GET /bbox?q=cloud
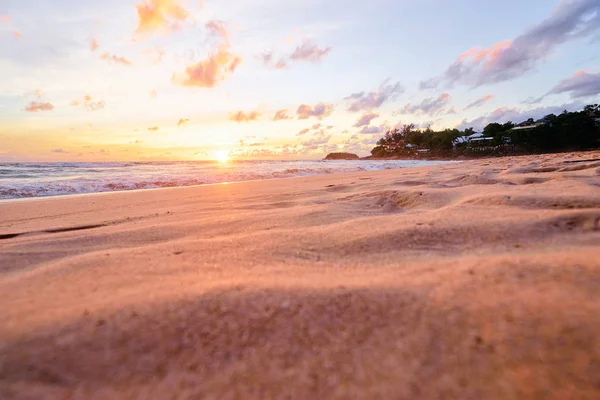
[261,52,288,69]
[262,39,331,70]
[148,126,160,131]
[464,94,495,110]
[100,52,132,66]
[296,128,310,136]
[272,109,291,121]
[421,0,600,88]
[91,38,99,52]
[359,124,387,134]
[24,101,54,112]
[150,90,157,99]
[205,20,229,41]
[172,21,242,88]
[290,40,332,62]
[229,110,260,122]
[345,80,404,112]
[400,93,452,116]
[353,113,380,127]
[51,149,68,154]
[12,31,22,38]
[71,95,105,111]
[301,131,331,148]
[455,102,587,131]
[135,0,190,36]
[0,15,10,24]
[545,70,600,99]
[296,103,334,120]
[177,118,190,126]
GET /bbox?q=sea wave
[0,160,454,199]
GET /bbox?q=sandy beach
[1,151,599,399]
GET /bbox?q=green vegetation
[324,152,360,160]
[370,104,600,158]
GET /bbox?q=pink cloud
[0,15,10,24]
[71,95,105,111]
[353,113,380,127]
[261,52,288,70]
[272,109,291,121]
[464,94,495,110]
[400,93,451,116]
[135,0,189,35]
[290,40,332,62]
[296,103,334,120]
[100,52,132,66]
[172,21,242,88]
[25,101,54,112]
[229,110,260,123]
[91,38,99,52]
[12,31,22,38]
[345,80,404,113]
[420,1,600,88]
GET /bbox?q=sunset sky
[1,0,599,161]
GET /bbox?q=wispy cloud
[345,80,404,112]
[90,38,99,52]
[545,70,600,99]
[400,93,452,116]
[172,21,242,88]
[100,52,132,66]
[359,124,387,134]
[421,0,600,88]
[135,0,190,36]
[464,94,494,110]
[262,39,331,69]
[353,112,380,127]
[25,101,54,112]
[148,126,160,131]
[272,109,291,121]
[297,103,334,120]
[71,95,105,111]
[177,118,190,126]
[229,110,260,122]
[290,40,332,62]
[12,31,22,38]
[0,15,10,24]
[261,52,288,69]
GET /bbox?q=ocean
[0,159,452,200]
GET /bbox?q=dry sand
[1,151,600,399]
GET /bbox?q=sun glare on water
[214,150,229,163]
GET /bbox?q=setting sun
[214,150,230,163]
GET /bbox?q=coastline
[1,151,600,398]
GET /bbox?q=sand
[1,151,599,399]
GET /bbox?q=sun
[214,150,229,163]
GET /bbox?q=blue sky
[0,0,598,161]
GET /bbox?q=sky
[0,0,599,161]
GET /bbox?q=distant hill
[324,152,360,160]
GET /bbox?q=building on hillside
[512,123,544,131]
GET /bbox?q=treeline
[370,104,600,158]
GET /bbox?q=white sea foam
[0,160,453,199]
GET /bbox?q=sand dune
[1,151,599,399]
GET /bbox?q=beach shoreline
[1,151,599,399]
